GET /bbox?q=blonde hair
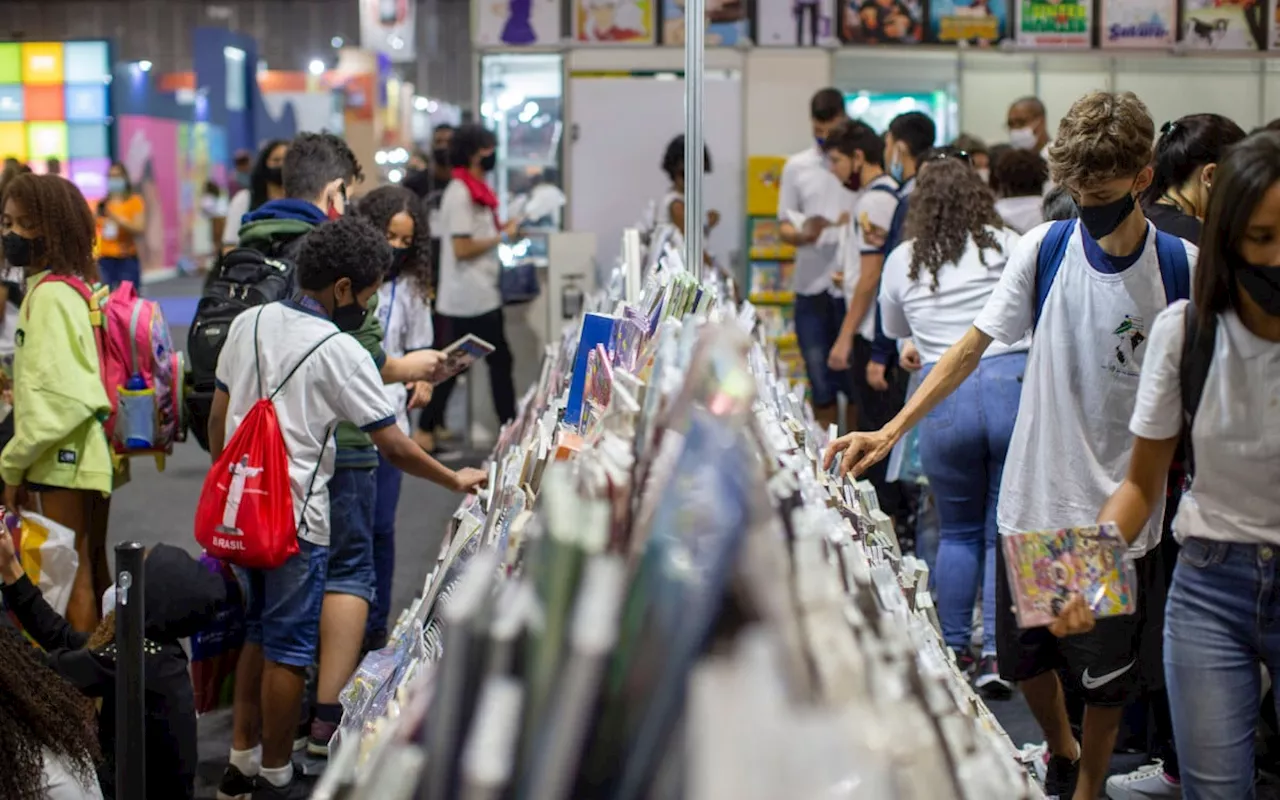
[1047,91,1155,192]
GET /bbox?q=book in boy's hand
[430,334,496,385]
[1002,522,1138,629]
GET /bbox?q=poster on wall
[661,0,751,45]
[1100,0,1177,48]
[475,0,562,46]
[573,0,656,42]
[1016,0,1091,47]
[839,0,924,43]
[756,0,838,46]
[1181,0,1266,50]
[928,0,1008,44]
[359,0,416,61]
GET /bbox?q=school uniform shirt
[994,195,1044,234]
[879,225,1028,365]
[841,174,900,340]
[222,189,252,246]
[436,180,502,319]
[214,300,396,546]
[972,221,1198,558]
[1144,202,1202,244]
[41,750,103,800]
[376,276,435,434]
[97,194,145,259]
[1130,300,1280,546]
[778,147,858,297]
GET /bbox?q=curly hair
[1,173,98,281]
[296,215,390,294]
[904,157,1005,291]
[0,625,101,797]
[355,185,432,302]
[1048,91,1154,192]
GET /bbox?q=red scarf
[452,167,500,229]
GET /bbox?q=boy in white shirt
[827,91,1196,800]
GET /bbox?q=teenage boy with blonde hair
[826,91,1196,800]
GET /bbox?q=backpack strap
[1034,219,1075,330]
[1154,230,1192,304]
[28,275,110,409]
[1178,302,1217,482]
[251,306,341,401]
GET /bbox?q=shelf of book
[747,155,803,396]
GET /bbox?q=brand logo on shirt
[57,449,77,464]
[14,329,23,348]
[1106,315,1146,378]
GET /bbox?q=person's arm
[110,196,146,236]
[452,233,505,261]
[381,349,446,384]
[1099,436,1180,545]
[776,161,812,247]
[0,527,91,654]
[835,252,884,348]
[208,388,229,460]
[369,425,486,492]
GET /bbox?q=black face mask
[1077,191,1136,240]
[389,247,410,278]
[432,148,449,167]
[480,153,497,172]
[264,166,283,186]
[1233,253,1280,317]
[1,232,42,268]
[331,288,369,333]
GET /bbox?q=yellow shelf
[749,291,796,306]
[771,333,798,349]
[749,246,797,261]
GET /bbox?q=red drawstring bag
[195,308,338,569]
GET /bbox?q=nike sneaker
[1106,760,1181,800]
[1044,752,1081,800]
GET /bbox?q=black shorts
[995,537,1166,707]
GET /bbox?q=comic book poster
[1182,0,1266,51]
[838,0,924,44]
[1100,0,1177,48]
[661,0,751,45]
[929,0,1008,44]
[475,0,562,45]
[573,0,656,42]
[1016,0,1091,48]
[756,0,838,45]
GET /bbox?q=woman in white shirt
[1065,131,1280,799]
[878,154,1026,696]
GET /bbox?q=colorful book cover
[929,0,1008,44]
[839,0,924,43]
[572,0,655,42]
[660,0,751,44]
[565,313,618,426]
[1181,0,1266,50]
[1016,0,1091,47]
[1002,523,1138,629]
[1099,0,1177,48]
[746,156,787,215]
[756,0,838,45]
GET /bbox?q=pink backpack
[31,277,186,467]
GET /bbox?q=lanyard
[382,277,398,334]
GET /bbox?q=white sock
[259,763,294,788]
[228,746,262,776]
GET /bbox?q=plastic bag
[16,512,79,615]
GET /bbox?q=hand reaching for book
[824,429,895,478]
[451,467,488,494]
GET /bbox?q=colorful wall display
[117,115,185,275]
[572,0,656,42]
[839,0,924,44]
[929,0,1008,44]
[660,0,751,45]
[1182,0,1266,50]
[756,1,838,46]
[0,40,112,202]
[1100,0,1177,48]
[1015,0,1091,48]
[476,0,563,45]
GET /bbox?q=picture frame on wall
[475,0,562,45]
[1099,0,1177,48]
[838,0,925,44]
[928,0,1008,45]
[1015,0,1091,48]
[756,0,838,46]
[1181,0,1266,51]
[660,0,751,45]
[572,0,657,42]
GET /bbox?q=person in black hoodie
[0,534,226,800]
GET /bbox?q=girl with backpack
[0,173,116,633]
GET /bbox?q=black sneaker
[973,654,1014,700]
[216,765,256,800]
[1044,752,1081,800]
[953,648,976,675]
[252,763,312,800]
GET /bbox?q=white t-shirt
[376,276,435,434]
[42,750,103,800]
[778,147,858,297]
[880,225,1028,365]
[994,195,1044,235]
[1130,301,1280,546]
[841,174,901,340]
[972,221,1198,557]
[215,301,396,547]
[222,189,251,246]
[436,180,502,318]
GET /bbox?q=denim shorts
[325,466,377,603]
[234,538,329,668]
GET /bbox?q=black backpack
[1177,302,1218,487]
[185,247,296,450]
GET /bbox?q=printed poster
[359,0,416,62]
[839,0,924,43]
[756,0,838,46]
[1181,0,1266,51]
[929,0,1008,44]
[661,0,751,45]
[573,0,656,42]
[1016,0,1091,48]
[1100,0,1177,48]
[475,0,562,45]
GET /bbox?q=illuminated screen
[0,40,111,199]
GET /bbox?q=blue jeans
[367,454,403,640]
[793,291,852,408]
[326,466,377,602]
[1165,538,1280,799]
[98,255,141,291]
[918,351,1025,655]
[234,539,329,668]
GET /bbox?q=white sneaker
[1106,760,1182,800]
[1018,742,1048,786]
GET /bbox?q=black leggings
[420,308,517,432]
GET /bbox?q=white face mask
[1009,126,1039,151]
[101,584,117,617]
[976,167,991,185]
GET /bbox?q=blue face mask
[889,159,905,183]
[107,176,127,194]
[815,137,826,149]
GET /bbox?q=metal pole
[683,0,705,280]
[115,542,146,800]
